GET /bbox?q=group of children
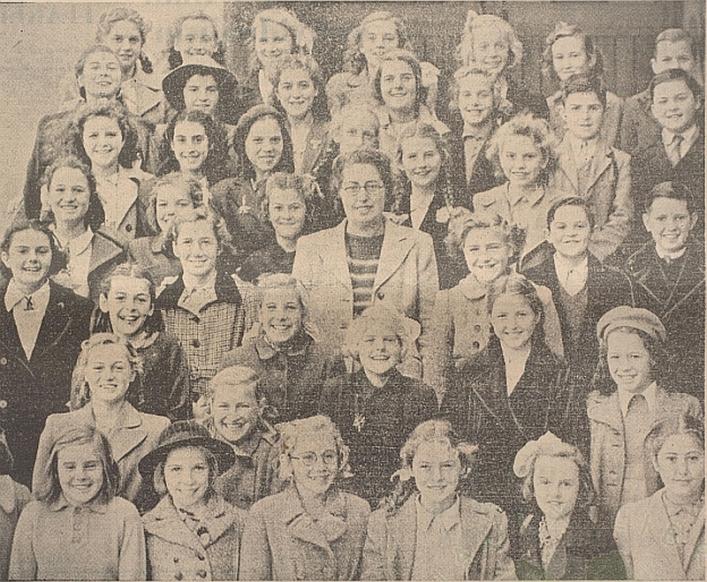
[0,4,704,581]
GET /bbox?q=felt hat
[596,306,667,343]
[138,420,235,479]
[162,56,237,111]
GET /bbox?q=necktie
[667,134,684,166]
[579,140,592,173]
[24,296,34,311]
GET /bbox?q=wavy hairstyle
[330,148,396,213]
[372,49,427,116]
[96,7,153,74]
[270,54,329,122]
[542,22,604,85]
[645,413,705,464]
[144,172,207,234]
[73,45,121,100]
[455,10,523,71]
[0,218,66,279]
[486,272,545,345]
[342,10,412,75]
[165,11,225,70]
[264,172,322,235]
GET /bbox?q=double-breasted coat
[292,219,439,378]
[31,402,170,503]
[549,137,633,261]
[239,485,371,580]
[613,489,704,580]
[0,280,93,486]
[143,494,246,581]
[586,386,703,528]
[361,495,517,580]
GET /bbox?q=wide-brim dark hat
[162,56,238,111]
[138,420,236,479]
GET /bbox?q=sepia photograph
[0,0,704,579]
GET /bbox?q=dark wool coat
[0,280,93,486]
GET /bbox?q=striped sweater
[346,232,384,316]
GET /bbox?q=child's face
[360,19,399,68]
[155,184,195,233]
[533,454,580,521]
[339,163,386,229]
[289,431,338,498]
[103,19,142,73]
[164,446,210,510]
[46,167,91,226]
[653,433,704,502]
[380,59,417,114]
[457,73,495,127]
[277,68,317,121]
[499,136,546,188]
[183,74,219,116]
[176,18,218,59]
[100,275,153,339]
[551,34,590,82]
[471,25,509,77]
[211,383,260,444]
[356,319,403,377]
[268,187,307,241]
[412,440,461,508]
[547,205,592,259]
[255,20,293,69]
[606,330,653,393]
[1,229,52,290]
[82,115,124,170]
[463,227,510,283]
[651,79,700,134]
[172,121,209,174]
[173,220,219,279]
[652,39,697,75]
[85,343,134,404]
[57,442,104,506]
[562,91,604,141]
[337,115,379,153]
[245,117,284,176]
[259,286,304,346]
[78,51,122,99]
[491,293,538,350]
[400,135,442,190]
[642,197,695,254]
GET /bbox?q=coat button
[191,339,201,348]
[174,572,183,580]
[376,291,385,300]
[0,400,7,409]
[196,569,207,578]
[126,224,133,232]
[197,553,206,561]
[0,358,6,366]
[472,341,480,350]
[173,557,179,563]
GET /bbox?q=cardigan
[361,495,516,580]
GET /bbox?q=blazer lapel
[144,497,205,551]
[459,498,493,571]
[89,232,124,278]
[583,139,613,192]
[682,504,705,573]
[0,300,33,374]
[110,404,147,462]
[30,284,71,362]
[331,221,354,292]
[391,497,417,580]
[373,221,415,293]
[300,121,328,175]
[587,391,623,432]
[280,487,334,555]
[557,139,580,192]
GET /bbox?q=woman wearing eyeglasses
[292,148,439,379]
[239,415,371,580]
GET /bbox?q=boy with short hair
[524,196,634,387]
[620,29,703,155]
[625,181,704,401]
[550,74,633,261]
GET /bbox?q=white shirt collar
[415,494,461,532]
[661,124,699,151]
[568,133,599,161]
[655,245,687,261]
[181,271,217,294]
[4,280,50,312]
[52,227,94,257]
[553,253,589,295]
[618,381,658,418]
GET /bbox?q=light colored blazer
[587,387,703,526]
[550,136,632,260]
[361,495,516,580]
[239,485,371,580]
[614,489,704,580]
[31,403,170,503]
[292,219,439,377]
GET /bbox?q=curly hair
[330,148,396,212]
[448,66,503,113]
[144,172,207,234]
[382,419,478,515]
[486,113,558,184]
[165,11,225,70]
[0,218,66,279]
[372,49,427,116]
[73,45,121,100]
[269,54,330,122]
[264,172,322,234]
[96,6,153,74]
[65,101,140,170]
[455,10,523,71]
[486,272,546,344]
[342,11,412,75]
[542,22,604,85]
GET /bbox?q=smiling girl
[165,11,226,70]
[10,426,146,580]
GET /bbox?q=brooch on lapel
[353,414,366,432]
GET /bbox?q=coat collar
[254,330,312,360]
[89,230,124,276]
[156,270,242,310]
[73,402,147,462]
[299,120,329,174]
[557,136,614,193]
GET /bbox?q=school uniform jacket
[83,229,128,303]
[0,280,93,486]
[292,219,439,376]
[516,510,625,580]
[31,402,170,503]
[586,387,703,528]
[239,485,371,580]
[143,495,245,581]
[547,90,624,148]
[361,495,516,580]
[550,137,633,260]
[613,489,704,580]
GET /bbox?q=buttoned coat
[547,90,624,148]
[239,485,371,580]
[549,137,633,261]
[292,219,439,378]
[587,387,703,528]
[31,402,170,503]
[614,489,704,580]
[143,495,245,581]
[361,495,516,580]
[0,280,93,486]
[97,170,156,244]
